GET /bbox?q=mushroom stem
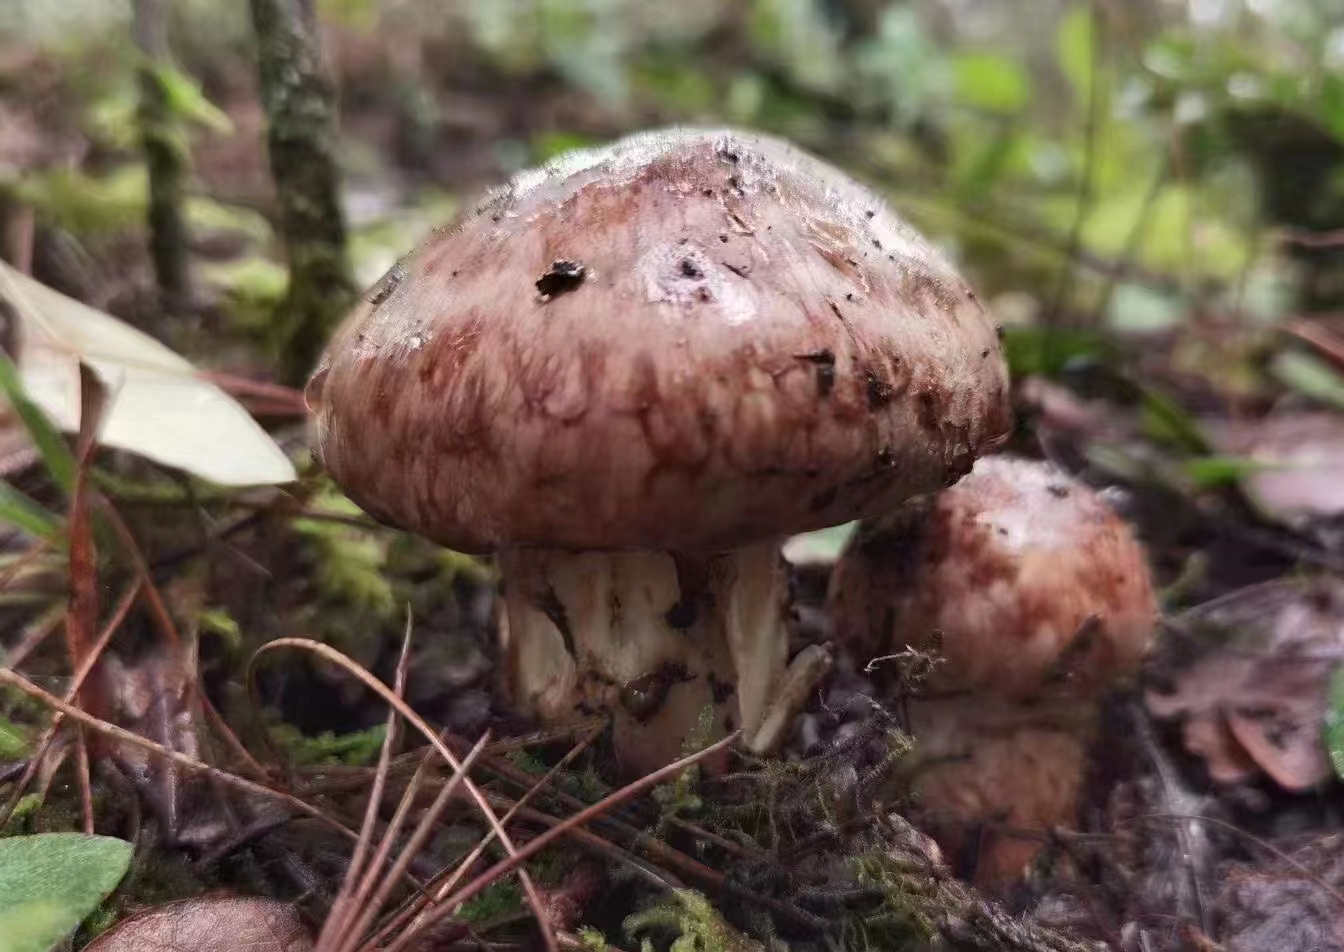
[498,541,798,774]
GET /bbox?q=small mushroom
[307,127,1010,775]
[828,454,1157,885]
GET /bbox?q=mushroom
[828,454,1156,885]
[306,127,1011,775]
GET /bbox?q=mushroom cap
[828,455,1156,699]
[307,127,1011,554]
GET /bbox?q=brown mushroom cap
[829,455,1156,699]
[307,127,1011,554]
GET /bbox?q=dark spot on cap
[796,349,836,397]
[917,390,939,429]
[872,238,883,250]
[1048,484,1070,499]
[680,257,705,279]
[719,234,730,243]
[703,188,715,197]
[723,262,750,279]
[865,209,876,219]
[718,148,740,164]
[866,367,893,409]
[536,260,587,300]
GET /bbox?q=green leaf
[1326,662,1344,781]
[1000,326,1114,380]
[1056,5,1096,103]
[1139,386,1211,455]
[0,481,61,541]
[1271,350,1344,411]
[0,833,133,952]
[0,349,75,493]
[951,52,1030,114]
[1182,455,1279,489]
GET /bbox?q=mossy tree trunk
[133,0,191,315]
[249,0,355,385]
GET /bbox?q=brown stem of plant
[0,581,141,831]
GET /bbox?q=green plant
[0,833,133,952]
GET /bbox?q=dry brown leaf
[86,896,313,952]
[1146,577,1344,790]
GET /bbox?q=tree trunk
[249,0,354,385]
[133,0,191,315]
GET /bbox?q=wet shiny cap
[306,127,1012,554]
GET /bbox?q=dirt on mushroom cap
[307,127,1011,555]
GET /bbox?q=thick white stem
[499,548,731,775]
[709,540,790,751]
[498,543,800,774]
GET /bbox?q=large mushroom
[306,127,1011,774]
[828,454,1157,885]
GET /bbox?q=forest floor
[6,17,1344,952]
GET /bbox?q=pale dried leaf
[0,262,297,487]
[86,897,313,952]
[1204,413,1344,527]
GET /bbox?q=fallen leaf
[0,262,297,487]
[1203,413,1344,527]
[1147,577,1344,791]
[86,896,313,952]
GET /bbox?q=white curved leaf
[0,262,297,486]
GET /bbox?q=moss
[577,926,612,951]
[624,890,766,952]
[457,879,524,923]
[200,256,290,334]
[16,166,148,235]
[0,715,31,760]
[264,720,387,767]
[292,488,396,618]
